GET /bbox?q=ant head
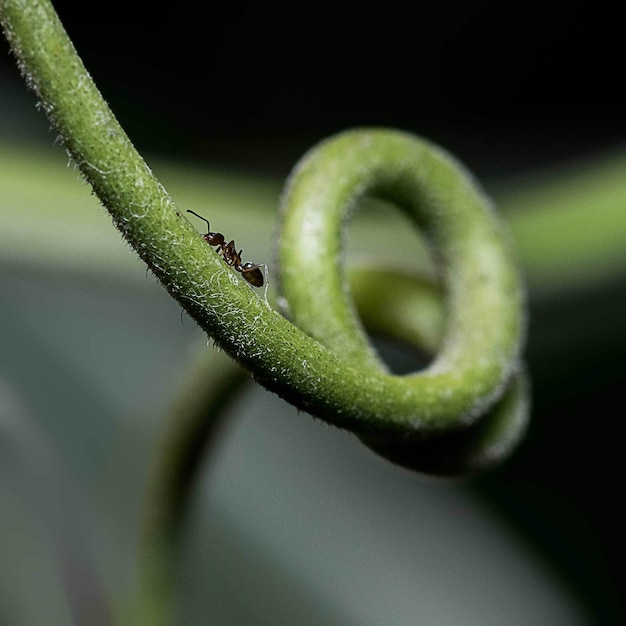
[188,210,225,247]
[205,232,225,246]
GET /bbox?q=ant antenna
[187,209,210,231]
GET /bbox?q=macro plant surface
[2,1,626,624]
[1,0,533,623]
[0,0,528,474]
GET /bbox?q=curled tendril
[2,4,531,623]
[1,0,528,476]
[276,130,528,474]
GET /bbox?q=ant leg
[261,264,270,303]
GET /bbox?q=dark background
[2,2,624,623]
[3,1,626,179]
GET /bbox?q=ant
[187,210,267,290]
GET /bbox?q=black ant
[187,210,267,289]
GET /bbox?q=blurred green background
[1,1,624,624]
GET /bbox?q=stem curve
[347,267,528,475]
[1,0,528,474]
[276,130,526,437]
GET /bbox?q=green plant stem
[137,345,246,626]
[1,0,527,470]
[348,268,528,474]
[276,130,525,435]
[137,266,527,623]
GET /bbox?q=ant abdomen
[239,262,264,287]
